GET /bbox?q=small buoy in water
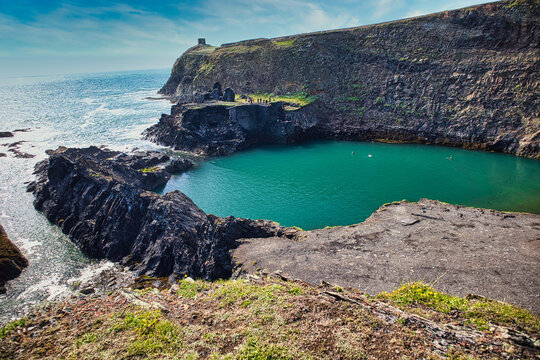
[351,151,354,155]
[368,154,372,157]
[449,156,453,160]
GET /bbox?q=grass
[176,278,209,298]
[378,281,540,332]
[139,166,160,173]
[274,40,295,47]
[2,277,539,359]
[109,309,185,358]
[236,337,300,359]
[0,318,27,339]
[244,91,318,107]
[200,62,215,75]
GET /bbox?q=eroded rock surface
[0,224,28,294]
[28,146,293,279]
[144,102,321,155]
[233,199,540,313]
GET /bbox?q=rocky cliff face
[27,147,293,279]
[144,102,321,155]
[159,0,539,158]
[0,224,28,294]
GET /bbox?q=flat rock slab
[233,199,540,313]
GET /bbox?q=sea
[1,69,539,324]
[0,69,172,324]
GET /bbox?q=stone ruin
[194,82,235,103]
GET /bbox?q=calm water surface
[161,141,540,230]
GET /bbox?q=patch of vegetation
[110,310,184,357]
[200,62,215,75]
[245,91,317,107]
[218,45,261,54]
[177,278,209,298]
[378,282,540,332]
[3,276,538,359]
[139,166,160,173]
[274,40,295,47]
[211,279,286,308]
[0,318,27,339]
[506,0,540,12]
[236,337,301,359]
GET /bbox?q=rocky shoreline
[143,101,321,155]
[26,145,540,314]
[27,146,296,280]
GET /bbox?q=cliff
[159,0,539,158]
[144,102,321,155]
[27,146,294,280]
[0,223,28,294]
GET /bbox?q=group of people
[245,97,272,105]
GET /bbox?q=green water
[161,141,540,230]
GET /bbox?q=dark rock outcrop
[28,147,293,279]
[0,224,28,294]
[144,102,321,155]
[159,0,539,158]
[0,132,13,138]
[165,158,194,173]
[222,87,235,102]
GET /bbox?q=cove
[159,141,540,230]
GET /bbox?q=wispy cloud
[0,0,495,76]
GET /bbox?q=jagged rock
[0,132,13,138]
[209,88,220,100]
[0,223,28,293]
[213,82,223,97]
[164,158,194,173]
[28,146,291,279]
[144,102,320,155]
[222,87,235,102]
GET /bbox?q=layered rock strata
[28,146,293,279]
[144,102,321,155]
[158,0,539,158]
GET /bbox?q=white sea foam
[82,103,145,120]
[82,103,106,120]
[18,238,42,256]
[68,260,115,285]
[18,275,70,301]
[81,97,97,105]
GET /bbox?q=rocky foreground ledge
[234,199,540,314]
[27,146,294,280]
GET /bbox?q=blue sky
[0,0,492,77]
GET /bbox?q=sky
[0,0,494,77]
